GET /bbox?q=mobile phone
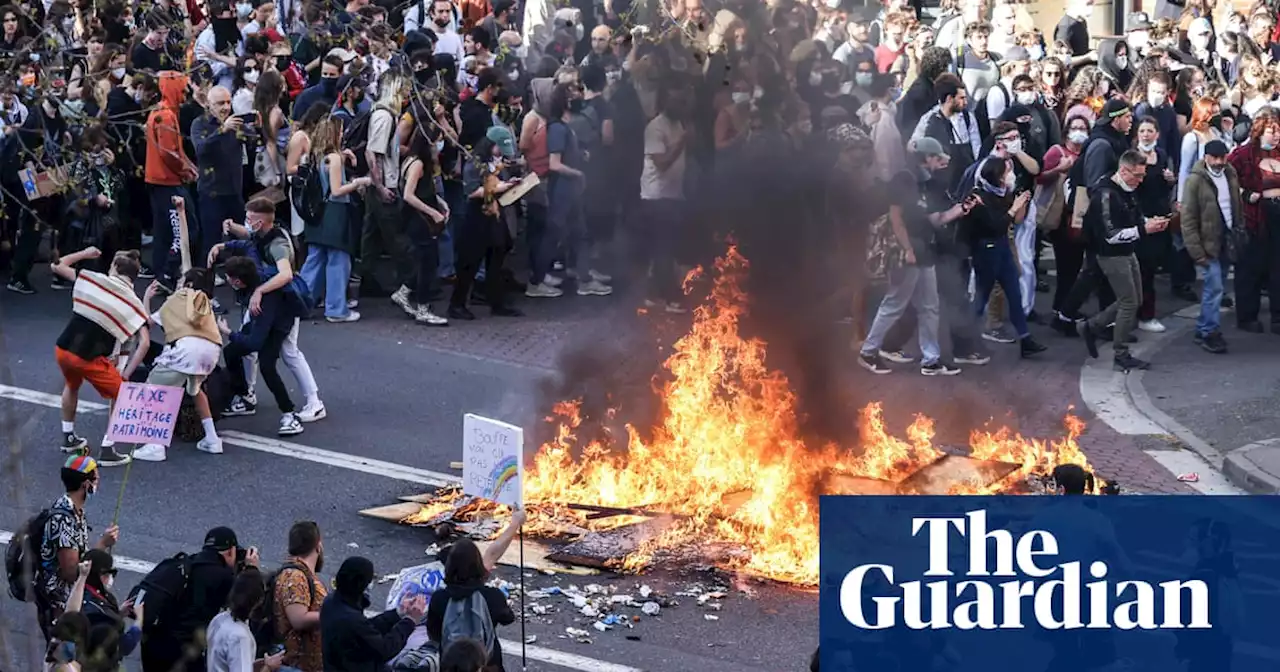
[135,588,147,608]
[238,112,257,126]
[267,644,285,656]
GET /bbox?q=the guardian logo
[840,510,1212,631]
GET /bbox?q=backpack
[289,160,327,227]
[440,591,495,658]
[253,562,316,654]
[863,212,904,282]
[392,642,441,671]
[126,553,193,629]
[343,103,396,177]
[253,228,315,313]
[5,509,55,602]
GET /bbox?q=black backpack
[253,562,316,654]
[289,161,327,227]
[126,553,193,629]
[342,103,396,177]
[5,509,55,602]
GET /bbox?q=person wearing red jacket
[270,39,307,101]
[145,71,200,287]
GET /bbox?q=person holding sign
[131,267,226,462]
[50,247,149,466]
[425,510,525,671]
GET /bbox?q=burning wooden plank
[896,454,1021,495]
[546,518,676,569]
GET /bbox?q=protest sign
[462,414,523,508]
[105,383,184,446]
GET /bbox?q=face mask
[888,87,902,101]
[111,67,126,80]
[569,98,585,112]
[1115,56,1129,69]
[103,574,114,590]
[1263,140,1276,151]
[1139,140,1156,152]
[1003,138,1022,155]
[1193,85,1206,98]
[854,72,873,87]
[132,89,144,104]
[825,0,841,8]
[1207,164,1224,177]
[1191,35,1210,50]
[1028,45,1044,60]
[838,80,854,95]
[244,70,259,85]
[1210,113,1223,129]
[731,91,750,104]
[808,71,822,86]
[321,77,338,95]
[1068,129,1088,144]
[514,44,528,59]
[94,152,106,166]
[1015,91,1037,105]
[1004,171,1016,189]
[237,2,253,18]
[415,69,431,84]
[275,56,291,71]
[435,139,445,153]
[62,17,73,33]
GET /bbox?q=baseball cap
[1002,46,1031,63]
[487,125,517,158]
[1204,140,1230,158]
[1127,12,1153,32]
[1098,99,1131,125]
[909,136,950,161]
[203,526,239,551]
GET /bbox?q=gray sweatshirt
[205,611,256,672]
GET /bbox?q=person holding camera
[140,527,260,672]
[191,86,248,271]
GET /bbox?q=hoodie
[425,582,516,670]
[1096,39,1132,94]
[145,71,191,186]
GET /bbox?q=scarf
[71,271,146,343]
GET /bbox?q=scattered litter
[704,614,719,621]
[566,628,590,638]
[641,602,661,616]
[610,595,634,605]
[377,573,399,585]
[639,585,653,598]
[449,461,464,470]
[585,584,605,595]
[1177,472,1200,483]
[347,542,359,548]
[592,621,609,632]
[705,602,722,611]
[531,604,549,615]
[524,635,537,644]
[570,595,588,608]
[580,605,599,618]
[632,615,640,623]
[626,635,641,641]
[541,569,557,575]
[423,543,442,557]
[546,587,563,595]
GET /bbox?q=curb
[1222,439,1280,494]
[1078,306,1249,494]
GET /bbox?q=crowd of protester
[8,452,528,671]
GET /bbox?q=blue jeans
[972,238,1030,338]
[300,244,352,318]
[861,265,942,365]
[1197,258,1223,337]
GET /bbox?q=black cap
[1098,99,1131,125]
[1204,140,1230,158]
[203,526,239,551]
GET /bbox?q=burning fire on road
[404,246,1101,586]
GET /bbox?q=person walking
[1182,140,1243,354]
[298,115,370,323]
[1077,150,1170,370]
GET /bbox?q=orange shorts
[55,347,123,400]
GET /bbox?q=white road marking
[0,531,645,672]
[219,431,461,488]
[0,383,108,413]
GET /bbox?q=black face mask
[321,77,337,95]
[275,56,291,71]
[415,69,432,84]
[569,98,585,112]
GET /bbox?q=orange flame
[512,246,1095,584]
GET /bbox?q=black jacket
[1084,176,1144,257]
[425,583,516,670]
[1071,124,1130,201]
[171,549,236,641]
[897,76,935,137]
[319,592,415,672]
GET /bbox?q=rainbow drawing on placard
[488,455,520,499]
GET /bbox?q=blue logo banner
[820,496,1279,672]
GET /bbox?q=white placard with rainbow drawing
[462,413,524,508]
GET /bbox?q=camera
[235,547,248,571]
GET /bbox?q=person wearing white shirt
[196,3,245,91]
[427,0,465,66]
[406,0,457,34]
[206,570,285,672]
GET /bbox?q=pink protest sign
[106,383,184,447]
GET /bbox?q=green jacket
[1180,160,1244,264]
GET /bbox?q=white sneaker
[279,412,305,436]
[132,444,167,462]
[297,400,327,423]
[576,279,613,296]
[326,310,362,323]
[196,436,224,454]
[214,274,226,287]
[542,274,564,288]
[588,269,613,284]
[1138,319,1167,333]
[391,285,413,315]
[414,305,448,326]
[525,282,563,298]
[347,298,359,309]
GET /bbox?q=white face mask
[1068,129,1088,144]
[731,91,750,104]
[1003,138,1023,155]
[838,80,854,95]
[1139,140,1156,152]
[854,72,873,87]
[1028,45,1044,60]
[1015,91,1037,105]
[1004,171,1016,189]
[112,67,126,80]
[103,574,114,590]
[1147,92,1165,108]
[244,70,259,85]
[1115,56,1129,69]
[1207,163,1224,177]
[62,17,74,33]
[808,71,822,86]
[435,139,445,154]
[1191,34,1210,49]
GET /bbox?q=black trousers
[451,204,510,311]
[225,327,294,413]
[1236,214,1280,325]
[1049,228,1084,314]
[1059,250,1117,320]
[407,215,440,304]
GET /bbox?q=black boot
[1078,320,1099,358]
[1020,335,1047,358]
[1114,352,1151,371]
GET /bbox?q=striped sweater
[71,271,147,343]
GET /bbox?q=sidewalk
[1142,313,1280,493]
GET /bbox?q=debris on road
[641,602,661,616]
[1177,472,1200,483]
[704,614,719,621]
